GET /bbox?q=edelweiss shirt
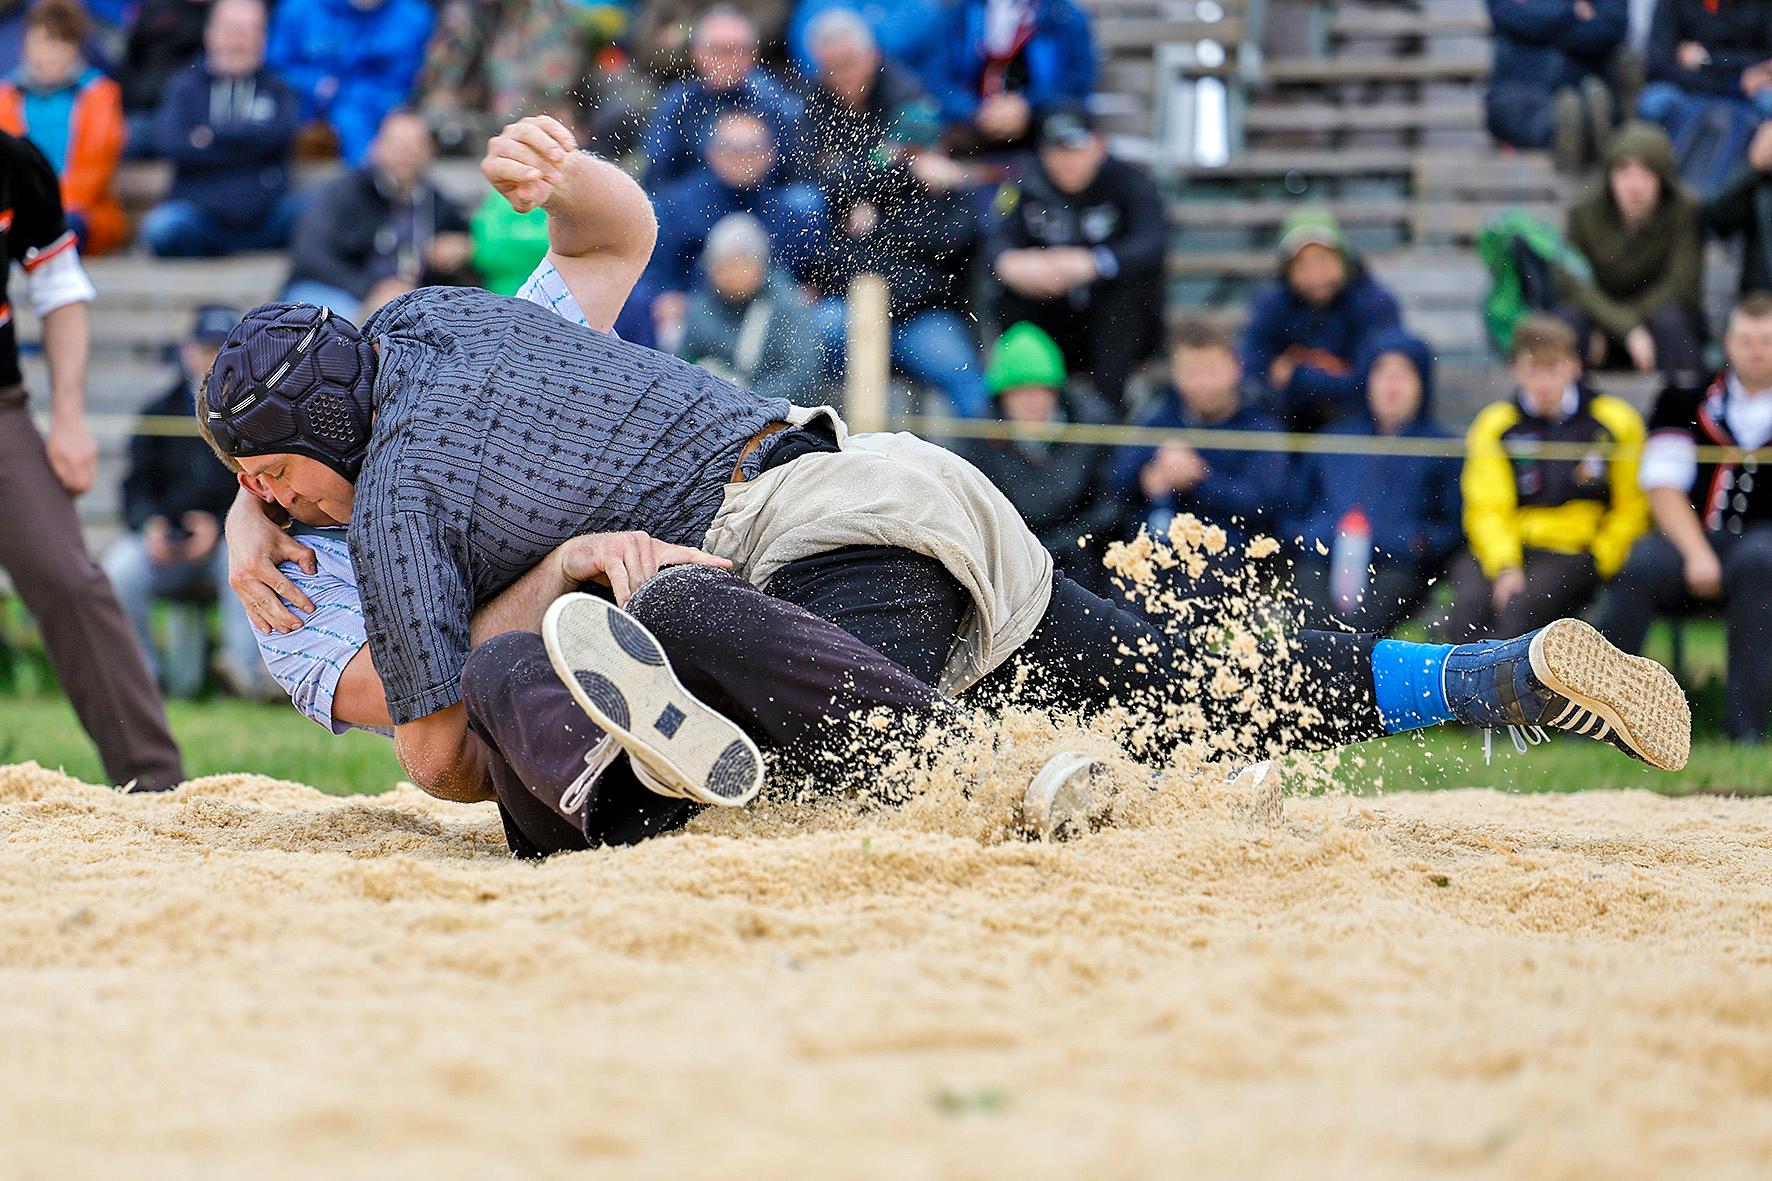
[351,284,790,724]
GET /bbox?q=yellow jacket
[1462,388,1648,579]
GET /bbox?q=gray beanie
[701,212,771,269]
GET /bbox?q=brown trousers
[0,385,183,789]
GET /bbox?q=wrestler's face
[237,454,355,526]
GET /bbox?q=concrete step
[115,158,489,217]
[1244,100,1483,135]
[1096,15,1245,50]
[1261,54,1490,87]
[1327,8,1490,40]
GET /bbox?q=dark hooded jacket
[154,57,301,227]
[810,156,979,319]
[119,0,209,113]
[961,385,1122,590]
[1239,208,1405,431]
[1561,120,1705,340]
[286,166,471,299]
[1487,0,1628,96]
[1283,330,1463,566]
[795,57,935,195]
[1645,0,1772,97]
[1108,379,1290,542]
[1706,155,1772,295]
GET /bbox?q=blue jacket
[266,0,433,165]
[642,69,805,188]
[788,0,945,77]
[155,60,300,227]
[1239,265,1404,430]
[1285,415,1463,566]
[647,168,827,293]
[1108,389,1290,539]
[1487,0,1627,95]
[924,0,1097,126]
[1283,329,1462,565]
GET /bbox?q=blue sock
[1370,640,1456,733]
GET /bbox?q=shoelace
[560,738,619,813]
[1481,724,1550,765]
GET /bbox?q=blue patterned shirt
[260,262,589,734]
[351,284,790,724]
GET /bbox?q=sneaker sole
[1529,619,1691,772]
[1022,752,1101,840]
[541,593,764,807]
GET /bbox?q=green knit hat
[1276,205,1349,265]
[987,322,1067,394]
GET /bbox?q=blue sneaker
[1444,619,1690,771]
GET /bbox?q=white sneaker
[1225,759,1281,824]
[1021,752,1102,840]
[542,593,764,807]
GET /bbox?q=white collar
[1723,374,1772,450]
[1725,373,1772,401]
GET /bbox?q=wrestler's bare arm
[480,115,658,333]
[395,704,493,803]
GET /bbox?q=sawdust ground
[4,752,1770,1181]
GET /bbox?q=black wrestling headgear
[204,302,376,481]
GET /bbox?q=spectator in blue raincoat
[1285,329,1464,633]
[1239,205,1405,431]
[923,0,1095,151]
[642,6,802,187]
[643,109,826,345]
[267,0,434,165]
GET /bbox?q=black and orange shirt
[0,130,75,389]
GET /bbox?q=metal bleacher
[11,4,1713,548]
[1078,0,1640,422]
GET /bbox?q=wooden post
[845,272,890,434]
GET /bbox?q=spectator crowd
[0,0,1768,744]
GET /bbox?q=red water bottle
[1330,507,1372,619]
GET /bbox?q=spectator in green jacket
[470,189,549,296]
[1557,120,1706,377]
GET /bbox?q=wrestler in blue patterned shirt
[237,282,789,727]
